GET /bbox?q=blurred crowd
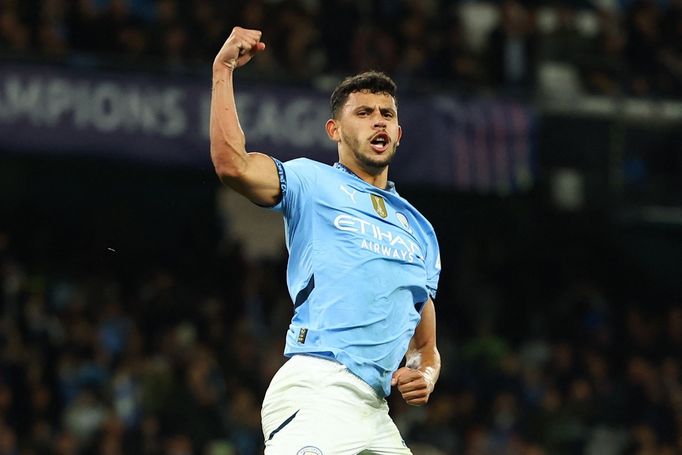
[0,218,680,455]
[1,0,682,97]
[0,1,681,454]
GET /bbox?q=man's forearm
[406,344,441,391]
[210,64,249,178]
[403,298,440,393]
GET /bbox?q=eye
[383,111,394,119]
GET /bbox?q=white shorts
[261,355,412,455]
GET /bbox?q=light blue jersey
[269,158,441,397]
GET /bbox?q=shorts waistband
[288,354,382,401]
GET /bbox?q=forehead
[343,91,397,111]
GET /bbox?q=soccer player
[211,27,442,454]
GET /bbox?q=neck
[339,158,389,189]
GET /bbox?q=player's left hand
[391,367,435,406]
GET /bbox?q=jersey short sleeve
[268,157,318,216]
[424,228,441,299]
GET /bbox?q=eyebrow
[353,105,397,115]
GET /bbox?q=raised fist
[214,27,266,71]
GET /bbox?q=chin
[372,153,396,168]
[356,149,396,170]
[358,156,391,171]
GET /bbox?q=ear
[397,125,403,146]
[325,118,340,142]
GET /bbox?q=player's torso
[282,162,436,395]
[288,164,430,304]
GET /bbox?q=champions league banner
[0,62,535,193]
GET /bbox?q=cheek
[341,123,361,139]
[340,129,357,145]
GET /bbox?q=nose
[373,115,386,129]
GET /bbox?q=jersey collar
[333,162,396,193]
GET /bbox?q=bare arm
[391,298,441,406]
[210,27,281,206]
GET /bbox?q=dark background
[1,0,681,454]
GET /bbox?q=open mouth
[369,133,390,152]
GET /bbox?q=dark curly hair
[330,71,397,119]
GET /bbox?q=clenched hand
[214,26,266,71]
[391,367,436,406]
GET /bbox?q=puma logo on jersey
[339,185,357,204]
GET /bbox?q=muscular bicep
[215,151,282,207]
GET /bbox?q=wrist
[419,366,438,392]
[212,60,236,75]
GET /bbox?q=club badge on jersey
[370,194,388,218]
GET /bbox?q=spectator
[624,0,663,95]
[0,0,680,97]
[484,0,539,96]
[659,0,682,95]
[580,7,627,95]
[540,3,589,65]
[0,5,30,52]
[431,11,483,89]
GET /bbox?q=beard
[341,131,398,171]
